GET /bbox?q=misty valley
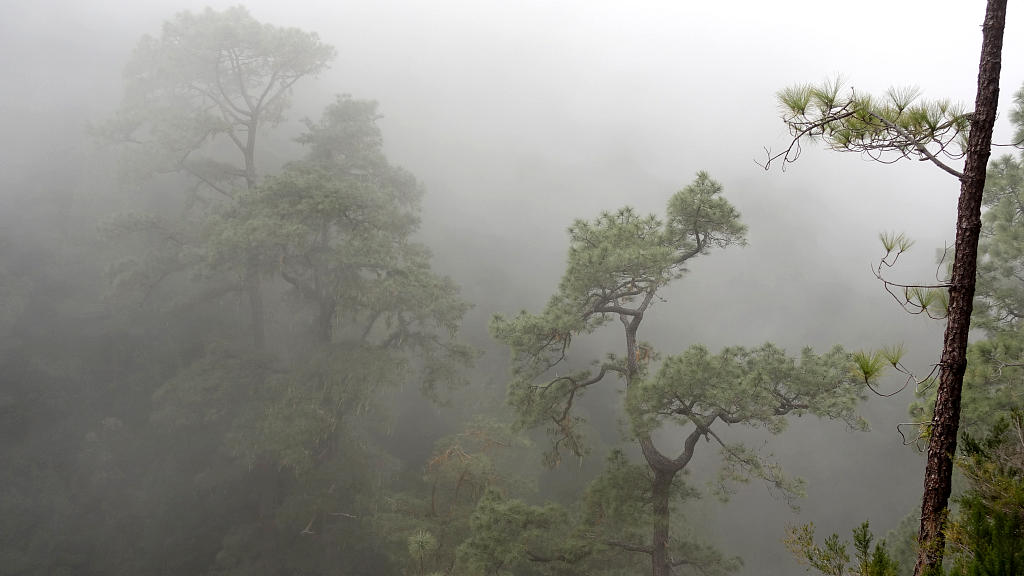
[1,2,1022,576]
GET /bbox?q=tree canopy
[486,173,869,576]
[101,5,335,192]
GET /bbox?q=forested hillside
[1,2,1022,575]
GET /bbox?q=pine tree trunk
[316,299,335,344]
[241,121,265,352]
[914,2,1006,574]
[624,297,678,576]
[651,469,673,576]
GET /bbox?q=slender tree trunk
[246,265,266,352]
[244,119,259,190]
[316,299,335,344]
[242,119,266,351]
[651,469,673,576]
[914,2,1006,574]
[625,309,678,576]
[314,222,334,344]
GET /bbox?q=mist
[2,1,1022,575]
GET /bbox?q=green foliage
[786,522,899,576]
[424,418,530,500]
[141,91,477,573]
[882,344,906,368]
[906,287,949,317]
[955,411,1024,525]
[664,172,748,251]
[460,450,738,575]
[579,449,717,570]
[368,417,540,576]
[492,172,868,575]
[945,410,1024,575]
[583,450,669,537]
[772,78,969,174]
[408,529,439,574]
[151,344,264,430]
[96,5,335,190]
[99,210,204,309]
[947,499,1024,576]
[912,86,1024,436]
[852,345,906,386]
[639,343,864,502]
[911,331,1024,438]
[228,346,398,473]
[880,232,915,255]
[975,152,1024,333]
[94,6,340,356]
[840,412,1024,576]
[205,96,476,403]
[56,10,477,576]
[883,512,921,576]
[1010,84,1024,147]
[456,489,573,575]
[492,172,748,458]
[643,342,865,430]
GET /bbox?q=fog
[2,1,1022,575]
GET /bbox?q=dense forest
[2,2,1024,575]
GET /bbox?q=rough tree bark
[650,469,674,576]
[914,2,1006,574]
[621,291,674,576]
[624,291,692,576]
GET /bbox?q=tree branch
[868,111,965,179]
